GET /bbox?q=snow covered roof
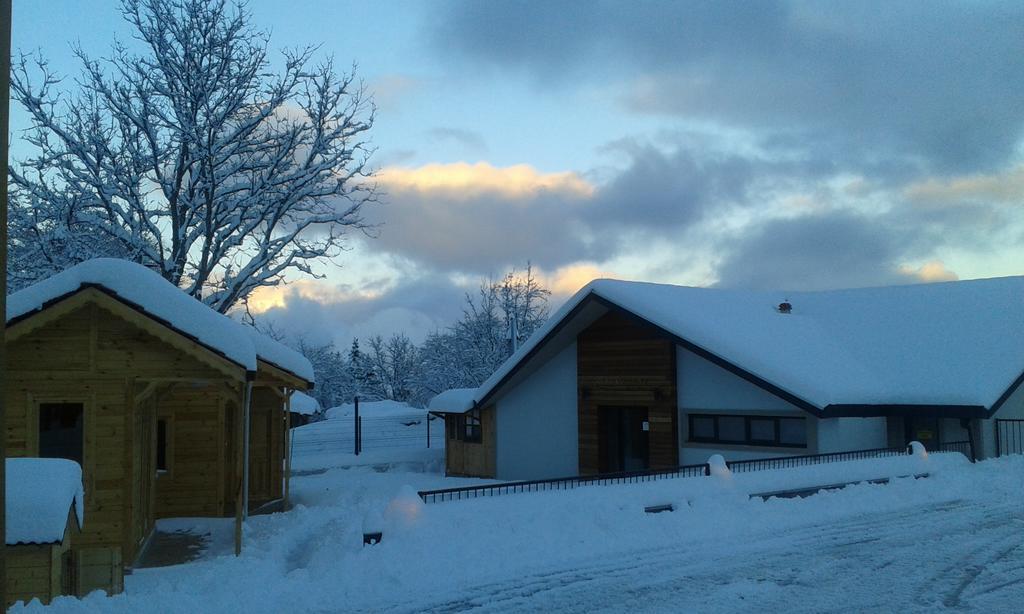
[474,276,1024,413]
[428,388,477,413]
[7,258,257,371]
[325,400,420,420]
[6,259,315,385]
[290,391,321,416]
[245,327,315,385]
[6,458,83,546]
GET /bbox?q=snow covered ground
[17,449,1024,613]
[290,401,444,473]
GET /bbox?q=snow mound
[290,391,321,416]
[6,458,84,545]
[428,388,477,413]
[476,275,1024,410]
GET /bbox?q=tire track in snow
[395,498,1023,613]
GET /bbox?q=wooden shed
[5,458,84,607]
[4,259,290,589]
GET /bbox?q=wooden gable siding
[444,406,496,478]
[577,311,678,475]
[5,301,241,570]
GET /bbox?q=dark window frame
[38,402,86,466]
[688,413,807,448]
[449,409,483,444]
[156,417,171,473]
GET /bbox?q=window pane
[157,420,168,471]
[39,403,84,465]
[749,418,776,443]
[691,416,715,440]
[718,416,746,442]
[779,418,807,446]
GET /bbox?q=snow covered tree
[9,0,376,312]
[414,264,551,402]
[294,338,351,410]
[367,333,418,403]
[347,338,378,401]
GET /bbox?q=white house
[430,276,1024,480]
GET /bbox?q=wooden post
[233,386,244,556]
[241,380,252,521]
[0,0,13,601]
[283,390,292,507]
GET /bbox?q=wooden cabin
[5,259,314,594]
[5,458,85,607]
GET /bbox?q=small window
[749,418,776,443]
[39,403,85,465]
[157,419,169,472]
[462,409,482,444]
[718,416,746,442]
[691,416,716,440]
[779,418,807,446]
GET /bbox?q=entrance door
[598,406,649,473]
[905,416,941,451]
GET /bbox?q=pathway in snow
[399,497,1024,613]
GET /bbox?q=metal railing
[418,463,711,503]
[418,445,917,503]
[935,440,972,459]
[724,447,909,474]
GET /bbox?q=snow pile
[6,458,84,545]
[6,258,257,370]
[289,391,321,416]
[244,327,315,384]
[476,275,1024,410]
[428,388,477,413]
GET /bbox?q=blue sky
[10,1,1024,347]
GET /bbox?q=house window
[156,419,169,472]
[688,413,807,448]
[462,409,482,443]
[39,403,85,465]
[449,409,483,444]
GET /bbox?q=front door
[905,416,941,451]
[598,406,649,473]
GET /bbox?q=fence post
[426,413,431,449]
[354,396,360,456]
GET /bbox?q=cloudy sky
[11,1,1024,347]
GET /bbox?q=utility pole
[1,0,13,602]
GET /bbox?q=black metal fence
[417,445,929,503]
[936,440,972,458]
[419,463,711,503]
[996,419,1024,457]
[723,447,910,474]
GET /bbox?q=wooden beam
[283,390,292,506]
[0,0,11,601]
